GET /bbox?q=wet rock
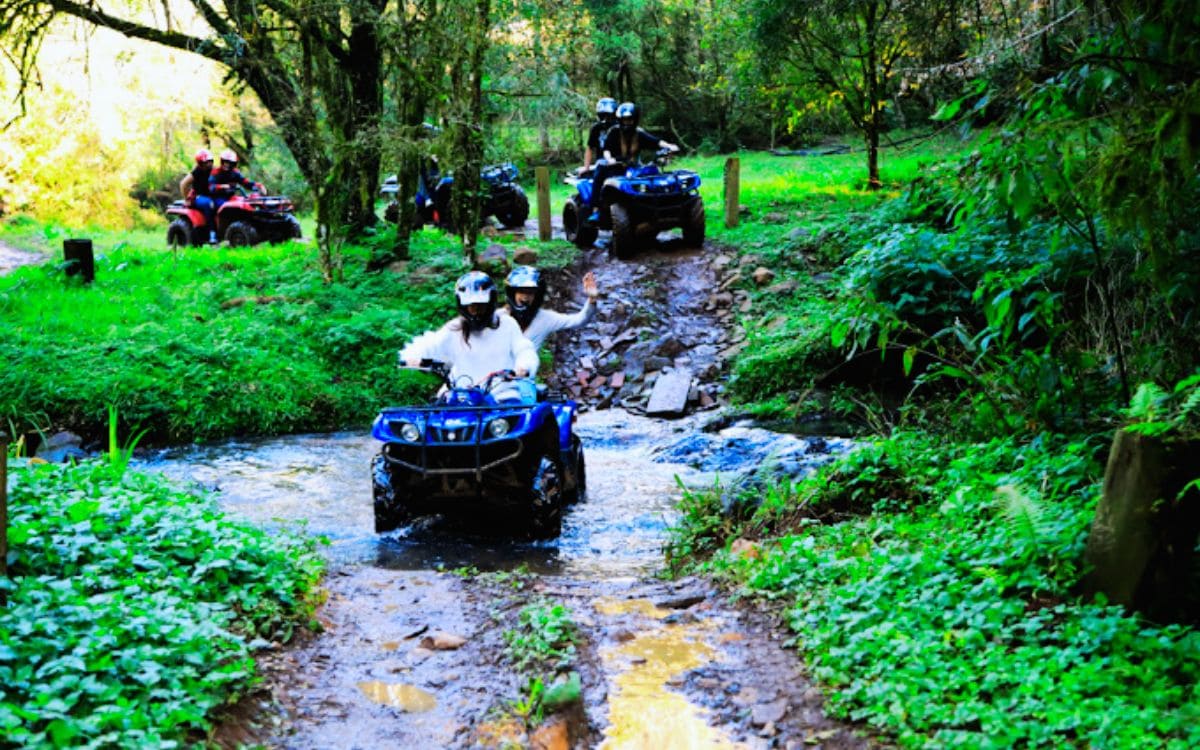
[418,631,468,650]
[766,279,799,296]
[751,699,789,727]
[530,716,570,750]
[762,212,788,224]
[646,369,693,417]
[644,355,672,373]
[653,591,707,610]
[709,291,735,309]
[35,431,86,463]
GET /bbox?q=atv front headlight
[398,422,422,442]
[486,418,511,438]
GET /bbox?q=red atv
[166,186,302,248]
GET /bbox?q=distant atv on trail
[381,160,530,231]
[562,147,704,258]
[166,186,301,248]
[370,359,585,539]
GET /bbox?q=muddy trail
[136,240,879,749]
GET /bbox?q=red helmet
[194,148,213,164]
[219,149,238,165]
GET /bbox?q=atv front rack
[376,403,536,481]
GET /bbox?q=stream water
[136,409,850,579]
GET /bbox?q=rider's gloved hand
[255,182,266,193]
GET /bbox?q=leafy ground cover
[0,457,325,748]
[669,432,1199,748]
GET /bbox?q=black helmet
[616,102,638,133]
[455,271,498,331]
[504,265,545,329]
[596,97,617,122]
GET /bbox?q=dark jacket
[602,126,662,163]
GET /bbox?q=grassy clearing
[0,216,574,446]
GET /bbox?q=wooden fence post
[536,167,552,242]
[63,238,95,282]
[723,157,740,229]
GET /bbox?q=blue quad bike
[370,360,586,538]
[562,148,704,258]
[381,159,530,230]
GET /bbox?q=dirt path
[198,238,880,749]
[0,239,45,275]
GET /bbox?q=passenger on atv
[589,101,678,221]
[399,271,540,403]
[501,265,599,350]
[209,150,265,214]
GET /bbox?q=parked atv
[381,159,530,230]
[562,148,704,258]
[370,359,586,538]
[166,186,301,248]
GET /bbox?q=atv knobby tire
[167,219,200,250]
[610,203,635,259]
[564,435,586,504]
[372,454,413,533]
[225,221,260,247]
[529,456,563,538]
[682,196,706,247]
[497,188,530,228]
[563,198,598,249]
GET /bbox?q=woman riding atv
[588,102,678,221]
[400,271,539,402]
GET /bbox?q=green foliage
[1123,372,1200,439]
[674,431,1198,748]
[0,461,325,748]
[502,599,578,674]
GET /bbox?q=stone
[646,368,693,417]
[751,699,788,727]
[762,212,788,224]
[477,244,509,275]
[530,717,570,750]
[751,267,776,286]
[419,631,469,650]
[512,246,538,265]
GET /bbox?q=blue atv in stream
[370,360,585,538]
[562,147,704,258]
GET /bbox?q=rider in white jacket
[400,272,539,391]
[500,265,598,349]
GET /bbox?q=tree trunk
[1084,430,1200,624]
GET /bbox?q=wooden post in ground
[536,167,552,241]
[63,238,95,282]
[723,157,740,229]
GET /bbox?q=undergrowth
[0,460,326,748]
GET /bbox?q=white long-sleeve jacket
[399,314,539,387]
[501,299,594,348]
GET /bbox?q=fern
[995,484,1045,555]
